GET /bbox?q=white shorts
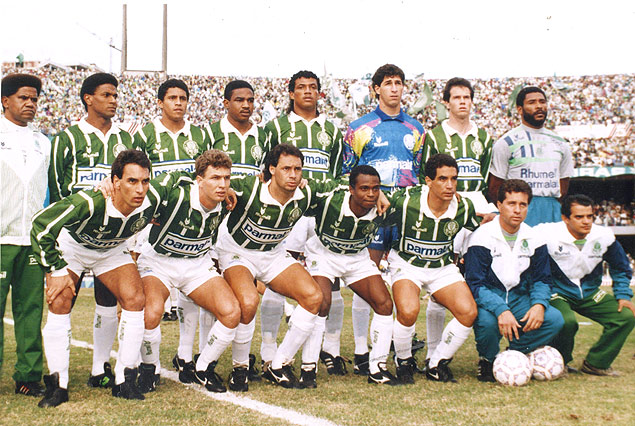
[387,249,464,294]
[304,236,380,286]
[137,245,221,296]
[57,229,135,277]
[216,226,299,284]
[281,216,316,253]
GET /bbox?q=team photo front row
[27,147,635,407]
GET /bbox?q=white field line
[3,316,341,426]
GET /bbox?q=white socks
[272,306,317,370]
[114,309,144,385]
[322,290,344,357]
[42,312,71,388]
[369,313,393,374]
[196,320,236,371]
[302,315,326,365]
[198,308,216,354]
[393,319,416,360]
[232,318,256,368]
[352,293,371,355]
[426,299,446,360]
[141,325,161,367]
[428,318,472,368]
[176,293,198,362]
[260,288,284,363]
[91,304,117,375]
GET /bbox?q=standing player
[488,86,574,226]
[387,154,479,384]
[342,63,425,374]
[536,195,634,375]
[302,165,398,386]
[48,73,135,389]
[1,74,49,397]
[464,180,564,382]
[422,77,495,370]
[136,151,241,393]
[262,71,345,376]
[32,150,156,406]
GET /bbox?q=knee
[144,305,163,330]
[561,314,579,335]
[395,303,419,327]
[239,293,260,322]
[121,291,145,312]
[617,308,635,329]
[371,296,393,317]
[301,287,323,314]
[218,301,241,329]
[454,299,478,327]
[475,309,498,332]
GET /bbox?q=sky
[1,0,634,79]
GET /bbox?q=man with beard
[488,86,573,226]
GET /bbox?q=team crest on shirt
[362,222,378,236]
[403,134,415,150]
[536,146,544,156]
[112,143,127,157]
[471,140,484,156]
[209,216,221,231]
[317,131,331,148]
[288,207,302,223]
[183,140,199,157]
[443,220,459,237]
[520,239,530,254]
[251,145,263,162]
[130,217,148,233]
[592,242,602,255]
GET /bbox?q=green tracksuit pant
[1,244,44,382]
[550,288,635,369]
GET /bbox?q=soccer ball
[528,346,565,381]
[492,350,532,386]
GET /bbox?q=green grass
[1,287,634,426]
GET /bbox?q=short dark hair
[516,86,546,107]
[80,73,118,110]
[263,143,304,181]
[372,64,405,89]
[497,179,533,204]
[1,73,42,97]
[442,77,474,102]
[562,194,594,218]
[158,78,189,101]
[287,70,320,114]
[424,154,458,180]
[224,80,254,100]
[111,149,151,181]
[195,150,232,176]
[350,165,380,188]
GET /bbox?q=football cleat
[87,361,115,388]
[248,353,261,382]
[172,354,185,371]
[262,363,299,389]
[298,364,317,389]
[15,380,45,397]
[426,358,457,383]
[395,357,416,384]
[112,367,145,400]
[477,358,496,382]
[195,361,226,393]
[319,351,348,376]
[137,363,160,393]
[580,360,620,377]
[38,373,69,408]
[228,366,249,392]
[368,364,401,386]
[178,361,197,384]
[353,353,370,376]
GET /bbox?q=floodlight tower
[121,4,168,75]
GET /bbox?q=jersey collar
[341,192,378,220]
[374,106,406,122]
[78,117,121,140]
[419,185,459,220]
[442,120,478,138]
[152,117,192,137]
[288,111,326,127]
[220,115,259,138]
[105,195,151,219]
[260,180,305,207]
[190,182,222,217]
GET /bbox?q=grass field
[1,287,634,426]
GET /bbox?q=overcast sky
[2,0,634,79]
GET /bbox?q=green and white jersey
[264,112,343,181]
[147,172,229,258]
[387,185,480,268]
[49,118,134,202]
[226,175,342,251]
[206,116,265,176]
[306,190,385,255]
[133,118,210,178]
[422,120,492,193]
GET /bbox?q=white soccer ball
[493,350,532,386]
[528,346,565,381]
